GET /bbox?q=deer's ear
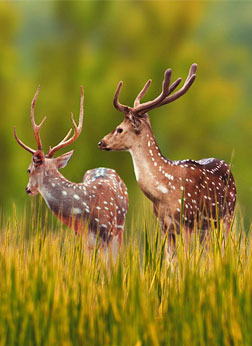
[55,150,74,169]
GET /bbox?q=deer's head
[14,86,84,196]
[98,64,197,151]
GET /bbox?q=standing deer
[14,86,128,256]
[98,64,236,252]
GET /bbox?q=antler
[113,63,197,116]
[13,127,36,154]
[113,81,129,113]
[46,86,84,158]
[14,85,46,154]
[30,85,46,150]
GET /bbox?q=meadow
[0,200,251,346]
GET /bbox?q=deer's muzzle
[98,140,111,151]
[25,186,31,194]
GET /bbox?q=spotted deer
[98,64,236,251]
[14,86,128,255]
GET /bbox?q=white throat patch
[129,149,140,181]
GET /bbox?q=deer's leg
[182,227,191,254]
[166,232,176,263]
[109,230,123,260]
[223,213,234,236]
[219,214,234,253]
[157,207,178,264]
[183,225,203,255]
[161,221,177,265]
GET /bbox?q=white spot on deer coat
[73,207,82,215]
[157,185,168,194]
[165,173,174,180]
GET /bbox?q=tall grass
[0,202,251,345]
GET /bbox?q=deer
[14,86,128,257]
[98,64,236,256]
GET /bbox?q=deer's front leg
[153,203,178,263]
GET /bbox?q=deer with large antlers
[14,86,128,256]
[98,64,236,253]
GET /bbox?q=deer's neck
[129,132,174,202]
[39,170,89,226]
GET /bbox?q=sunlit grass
[0,202,251,345]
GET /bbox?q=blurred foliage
[0,2,251,226]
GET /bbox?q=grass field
[0,201,251,346]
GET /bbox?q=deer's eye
[27,169,31,174]
[117,128,123,134]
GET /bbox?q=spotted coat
[40,165,128,248]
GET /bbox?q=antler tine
[159,63,197,106]
[134,68,172,115]
[185,63,197,83]
[113,81,130,114]
[30,85,46,150]
[46,86,84,158]
[47,128,72,154]
[60,128,73,143]
[134,79,152,107]
[167,78,182,96]
[13,127,35,154]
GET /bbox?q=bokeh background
[0,1,251,228]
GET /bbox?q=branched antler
[46,86,84,158]
[113,64,197,117]
[14,86,84,157]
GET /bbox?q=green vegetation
[0,203,251,345]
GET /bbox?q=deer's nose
[98,140,105,149]
[25,187,31,194]
[98,140,111,151]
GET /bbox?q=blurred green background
[0,1,251,227]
